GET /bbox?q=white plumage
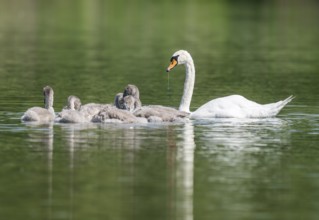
[166,50,293,119]
[191,95,294,119]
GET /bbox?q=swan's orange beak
[166,59,177,72]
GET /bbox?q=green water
[0,0,319,220]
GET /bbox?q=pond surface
[0,0,319,220]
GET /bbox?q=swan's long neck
[45,92,54,114]
[69,100,75,110]
[179,59,195,113]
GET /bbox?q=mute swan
[123,84,140,99]
[79,102,113,122]
[114,93,125,109]
[57,94,146,124]
[123,95,139,112]
[21,86,55,122]
[64,95,82,110]
[166,50,294,118]
[58,95,117,123]
[114,93,140,112]
[115,84,189,122]
[116,84,142,111]
[133,105,189,122]
[92,105,147,123]
[56,95,89,123]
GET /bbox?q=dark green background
[0,0,318,220]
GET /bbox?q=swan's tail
[21,110,39,121]
[265,95,294,117]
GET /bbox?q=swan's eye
[167,56,179,72]
[170,55,179,63]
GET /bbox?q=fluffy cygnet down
[115,94,141,112]
[133,105,190,122]
[116,84,190,122]
[115,84,142,111]
[21,86,55,123]
[57,95,90,123]
[123,84,140,99]
[63,95,82,110]
[92,105,147,123]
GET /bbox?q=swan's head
[166,50,192,72]
[67,95,82,110]
[123,96,136,113]
[43,86,53,97]
[114,93,124,109]
[123,84,140,99]
[43,86,54,108]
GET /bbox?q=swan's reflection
[176,121,196,220]
[59,123,106,220]
[24,122,54,220]
[22,117,291,220]
[194,118,290,151]
[59,121,196,220]
[59,122,100,150]
[25,122,95,220]
[191,117,292,217]
[192,118,291,175]
[172,118,291,220]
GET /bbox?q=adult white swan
[166,50,293,118]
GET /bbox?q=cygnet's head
[67,95,82,110]
[114,93,124,109]
[43,86,53,98]
[166,50,193,72]
[43,86,54,108]
[123,96,136,112]
[123,84,140,99]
